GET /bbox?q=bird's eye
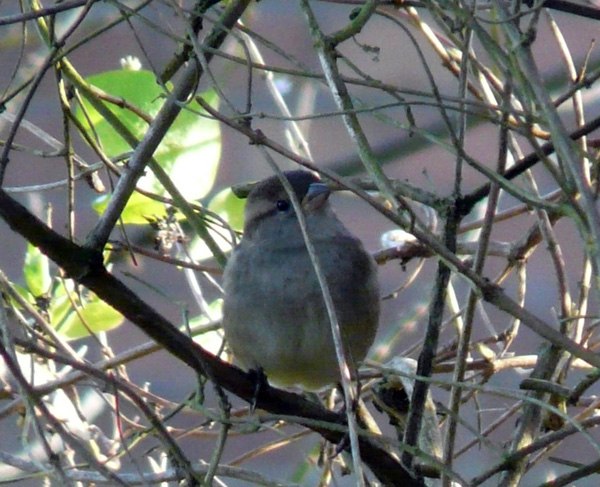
[276,200,290,212]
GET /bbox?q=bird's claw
[248,367,268,413]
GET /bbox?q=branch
[0,188,424,487]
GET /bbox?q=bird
[222,170,380,391]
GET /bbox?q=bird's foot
[248,367,268,413]
[330,432,350,459]
[335,382,360,415]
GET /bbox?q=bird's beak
[302,182,331,212]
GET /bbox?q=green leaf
[187,187,245,261]
[76,69,221,223]
[77,70,161,157]
[92,191,171,224]
[48,284,74,327]
[56,297,124,340]
[47,279,124,340]
[208,187,245,233]
[153,89,221,201]
[24,243,51,297]
[4,283,35,310]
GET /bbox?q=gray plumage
[222,171,380,390]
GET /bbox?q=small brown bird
[222,170,380,390]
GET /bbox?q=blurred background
[1,1,600,486]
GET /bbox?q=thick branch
[0,188,423,487]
